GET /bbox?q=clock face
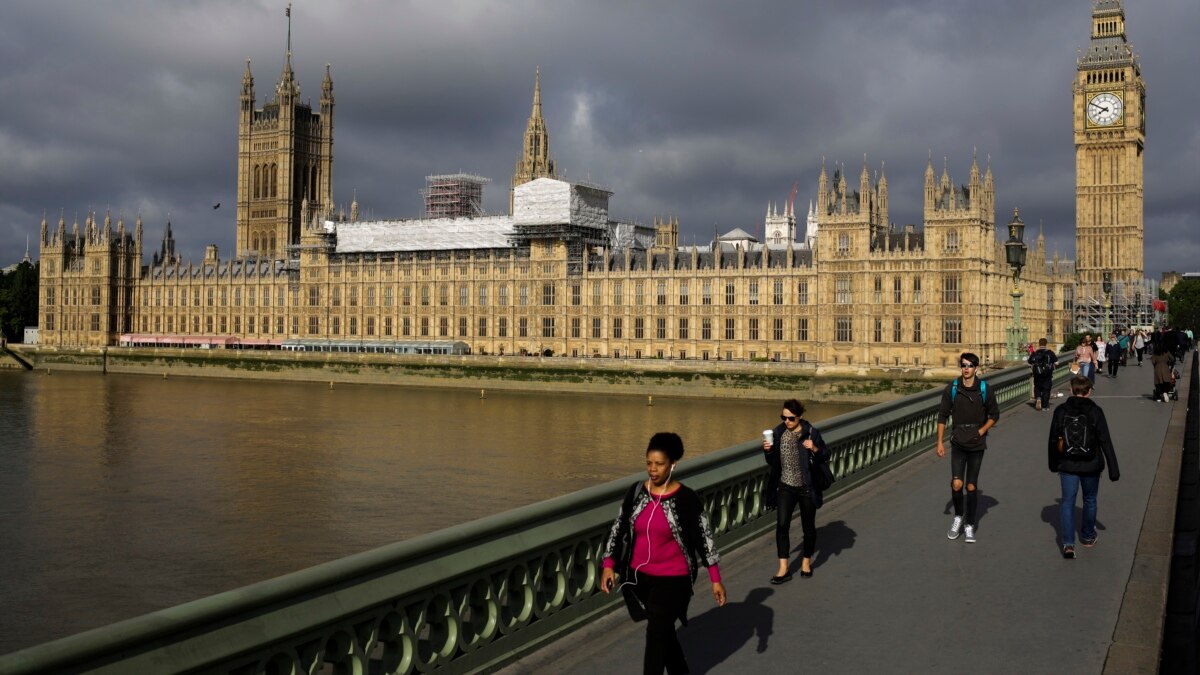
[1087,92,1123,126]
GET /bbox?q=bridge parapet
[0,356,1070,674]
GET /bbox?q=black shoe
[799,568,813,578]
[1062,545,1075,559]
[770,573,793,585]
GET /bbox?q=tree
[0,261,39,342]
[1167,278,1200,333]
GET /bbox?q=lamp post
[1004,208,1029,361]
[1102,272,1113,338]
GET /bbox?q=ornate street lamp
[1004,208,1028,361]
[1102,271,1113,338]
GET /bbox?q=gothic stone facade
[38,18,1098,369]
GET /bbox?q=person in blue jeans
[1047,375,1120,559]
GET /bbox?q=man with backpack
[936,352,1001,543]
[1047,375,1120,559]
[1029,338,1057,411]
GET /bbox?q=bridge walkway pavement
[502,362,1187,674]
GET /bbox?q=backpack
[1030,352,1053,377]
[1059,412,1093,457]
[950,379,988,404]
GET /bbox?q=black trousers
[776,484,817,559]
[1107,357,1120,377]
[633,573,693,675]
[1033,375,1053,407]
[950,446,985,525]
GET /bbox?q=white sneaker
[947,516,964,540]
[964,525,977,543]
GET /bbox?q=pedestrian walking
[1095,338,1108,377]
[600,432,726,675]
[762,398,831,583]
[1105,334,1121,378]
[936,352,1001,543]
[1029,338,1057,411]
[1075,335,1098,383]
[1152,344,1174,402]
[1048,375,1120,559]
[1134,329,1146,365]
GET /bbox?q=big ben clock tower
[1074,0,1145,286]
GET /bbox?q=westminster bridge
[0,353,1195,674]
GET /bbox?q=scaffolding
[421,173,489,218]
[1072,277,1161,334]
[510,222,608,277]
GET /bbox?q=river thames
[0,369,860,654]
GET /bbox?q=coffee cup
[763,429,774,446]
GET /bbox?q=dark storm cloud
[1,0,1196,276]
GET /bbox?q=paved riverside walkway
[502,364,1183,674]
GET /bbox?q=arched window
[270,164,278,198]
[310,165,317,200]
[252,235,259,252]
[270,235,276,252]
[253,165,260,199]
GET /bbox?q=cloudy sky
[1,0,1196,277]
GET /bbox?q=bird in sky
[212,203,220,209]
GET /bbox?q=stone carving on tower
[1074,0,1145,286]
[510,68,557,213]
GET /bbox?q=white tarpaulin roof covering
[332,215,515,253]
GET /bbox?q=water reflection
[0,370,860,653]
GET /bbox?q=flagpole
[286,3,292,55]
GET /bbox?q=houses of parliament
[35,1,1146,370]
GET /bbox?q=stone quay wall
[10,346,952,403]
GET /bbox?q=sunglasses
[961,364,976,369]
[780,415,798,422]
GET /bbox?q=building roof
[719,228,758,242]
[333,216,515,253]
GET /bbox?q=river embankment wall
[9,346,954,403]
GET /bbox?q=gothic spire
[242,59,254,97]
[532,66,542,117]
[321,62,333,102]
[511,67,557,211]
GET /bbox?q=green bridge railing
[0,358,1071,675]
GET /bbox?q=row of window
[42,313,103,332]
[105,313,962,346]
[139,286,293,308]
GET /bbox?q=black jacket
[603,481,720,587]
[763,420,831,508]
[937,377,1001,451]
[1047,396,1120,479]
[1029,348,1057,380]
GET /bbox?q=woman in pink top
[600,432,726,675]
[1075,334,1099,382]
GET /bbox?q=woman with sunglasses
[762,398,830,583]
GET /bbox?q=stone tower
[37,210,141,347]
[764,199,796,247]
[813,158,888,263]
[510,68,557,213]
[1074,0,1145,286]
[236,41,334,259]
[922,152,995,261]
